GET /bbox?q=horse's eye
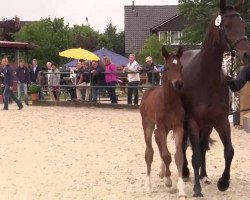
[165,67,170,71]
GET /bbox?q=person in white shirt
[123,54,142,105]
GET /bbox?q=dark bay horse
[140,46,186,199]
[180,0,250,197]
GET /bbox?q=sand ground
[0,105,249,200]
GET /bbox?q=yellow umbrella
[59,48,99,61]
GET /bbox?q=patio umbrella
[59,48,99,61]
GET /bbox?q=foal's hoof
[217,178,230,191]
[178,195,187,200]
[201,177,211,184]
[158,171,165,179]
[165,178,172,188]
[192,192,203,197]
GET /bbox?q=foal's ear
[220,0,227,12]
[176,46,183,58]
[161,46,170,60]
[234,0,244,11]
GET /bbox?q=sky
[2,0,178,33]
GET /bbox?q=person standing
[143,56,161,86]
[16,59,30,105]
[30,59,41,83]
[103,56,118,104]
[123,54,142,105]
[30,58,44,99]
[1,57,23,110]
[90,60,105,103]
[49,63,61,101]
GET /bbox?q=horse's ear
[220,0,227,12]
[162,46,170,59]
[176,46,183,58]
[234,0,244,11]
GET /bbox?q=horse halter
[218,12,248,76]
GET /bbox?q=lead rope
[230,50,236,77]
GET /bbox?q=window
[170,31,181,45]
[159,31,169,44]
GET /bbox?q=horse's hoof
[201,177,211,184]
[217,177,230,191]
[192,192,203,197]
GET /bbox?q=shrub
[29,84,41,94]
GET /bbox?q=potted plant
[29,84,41,101]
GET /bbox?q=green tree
[14,17,72,66]
[179,0,250,44]
[100,22,125,55]
[70,25,99,51]
[138,34,172,64]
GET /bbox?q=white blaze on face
[173,59,178,65]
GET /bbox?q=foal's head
[212,0,250,63]
[161,46,183,91]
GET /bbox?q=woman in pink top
[103,56,118,104]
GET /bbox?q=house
[124,5,198,55]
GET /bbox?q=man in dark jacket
[91,60,106,103]
[143,56,161,86]
[30,58,41,83]
[227,65,250,92]
[1,57,23,110]
[16,59,30,105]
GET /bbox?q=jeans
[17,83,28,103]
[106,81,117,104]
[92,86,99,102]
[127,81,139,105]
[3,85,23,109]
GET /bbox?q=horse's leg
[155,128,172,187]
[199,125,213,184]
[214,118,234,192]
[173,125,186,199]
[142,119,155,193]
[182,121,190,180]
[188,118,203,197]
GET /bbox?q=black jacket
[91,65,106,86]
[228,65,250,92]
[16,66,30,83]
[30,66,41,83]
[142,62,161,85]
[3,65,14,86]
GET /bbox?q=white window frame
[170,31,181,45]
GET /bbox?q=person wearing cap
[142,56,161,86]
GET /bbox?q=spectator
[49,63,60,101]
[123,54,142,105]
[16,59,30,105]
[30,59,44,99]
[103,56,118,104]
[1,57,23,110]
[30,59,41,83]
[76,61,91,101]
[91,60,106,103]
[46,62,53,99]
[143,56,161,86]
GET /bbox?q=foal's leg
[155,128,172,187]
[142,119,155,193]
[173,125,186,199]
[199,126,213,184]
[214,118,234,192]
